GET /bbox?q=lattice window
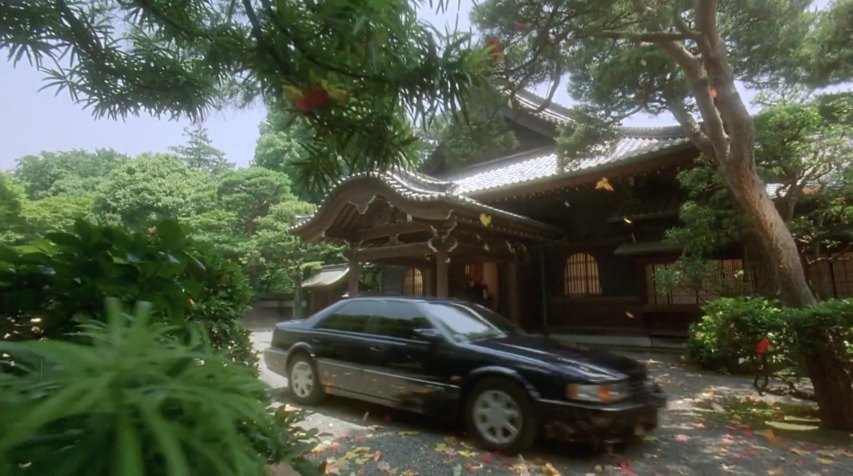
[828,252,853,298]
[646,258,750,305]
[564,253,602,296]
[402,267,424,296]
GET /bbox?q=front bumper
[537,382,666,441]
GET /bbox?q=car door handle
[369,346,382,352]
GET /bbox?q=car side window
[315,301,377,333]
[371,301,433,340]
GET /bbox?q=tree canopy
[170,124,233,175]
[13,149,129,200]
[1,0,492,188]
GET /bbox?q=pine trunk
[721,159,815,308]
[802,335,853,431]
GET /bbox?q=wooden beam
[435,250,449,298]
[353,242,432,262]
[507,259,521,325]
[348,253,360,297]
[343,222,434,242]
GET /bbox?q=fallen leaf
[367,425,382,432]
[712,403,726,412]
[675,434,690,443]
[400,471,417,476]
[329,442,340,452]
[710,87,718,98]
[444,436,458,446]
[768,466,785,475]
[619,461,637,476]
[593,464,605,474]
[818,458,833,465]
[694,422,707,429]
[790,448,808,456]
[595,177,614,192]
[483,453,494,464]
[542,463,561,476]
[377,462,393,473]
[362,412,370,422]
[372,451,383,461]
[398,431,419,436]
[458,450,478,458]
[464,463,483,472]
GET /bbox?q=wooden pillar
[508,259,521,325]
[347,250,360,298]
[435,251,449,298]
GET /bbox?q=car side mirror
[413,328,443,343]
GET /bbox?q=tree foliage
[421,86,518,171]
[1,0,492,187]
[13,149,129,200]
[170,124,233,175]
[94,153,214,229]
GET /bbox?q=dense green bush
[0,220,256,367]
[687,297,797,374]
[0,300,321,476]
[688,297,852,376]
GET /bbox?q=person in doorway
[481,284,494,309]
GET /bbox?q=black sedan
[264,297,665,452]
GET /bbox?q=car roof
[342,295,467,305]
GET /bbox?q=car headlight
[566,381,631,403]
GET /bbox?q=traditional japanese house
[293,91,852,344]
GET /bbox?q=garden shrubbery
[0,220,256,368]
[688,296,852,377]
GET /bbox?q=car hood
[471,335,646,382]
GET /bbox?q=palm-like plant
[0,299,315,476]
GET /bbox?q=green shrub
[0,220,256,367]
[785,298,853,371]
[687,297,797,373]
[688,297,852,376]
[0,300,321,476]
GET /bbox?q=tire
[464,377,537,453]
[286,352,323,405]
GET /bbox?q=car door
[363,300,458,412]
[310,300,379,396]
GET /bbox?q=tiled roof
[443,90,693,195]
[448,134,691,195]
[291,168,563,236]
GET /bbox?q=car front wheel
[287,352,323,404]
[465,377,537,453]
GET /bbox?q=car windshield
[423,302,521,342]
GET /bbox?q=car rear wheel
[287,352,323,404]
[465,377,537,453]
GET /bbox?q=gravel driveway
[251,330,852,476]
